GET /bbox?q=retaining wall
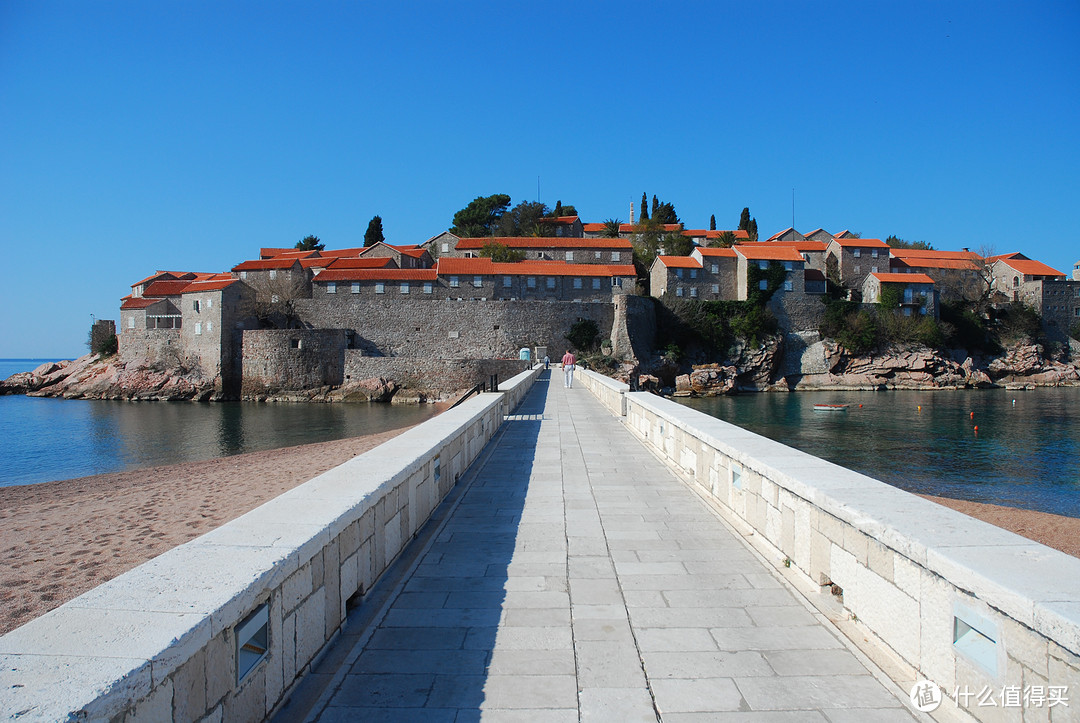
[0,366,541,722]
[577,369,1080,721]
[345,355,529,396]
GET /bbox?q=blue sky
[2,1,1078,358]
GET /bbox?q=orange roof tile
[989,254,1065,277]
[120,297,164,310]
[870,272,935,284]
[231,258,302,271]
[437,257,635,277]
[695,247,738,258]
[734,246,805,262]
[454,237,632,250]
[327,257,394,269]
[889,248,982,261]
[543,216,580,225]
[143,280,193,297]
[315,268,439,283]
[832,237,889,248]
[299,258,335,269]
[260,247,294,258]
[131,271,178,288]
[182,279,241,293]
[756,240,828,252]
[892,257,980,271]
[318,247,366,259]
[656,256,703,269]
[581,223,606,232]
[619,223,682,233]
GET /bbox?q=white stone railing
[0,365,541,722]
[575,367,628,416]
[586,384,1080,720]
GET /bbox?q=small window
[194,322,202,335]
[546,277,555,290]
[400,282,409,294]
[327,282,336,294]
[611,252,621,262]
[235,603,269,684]
[423,282,433,294]
[690,269,697,279]
[269,269,277,280]
[207,321,213,332]
[675,269,683,279]
[690,287,698,298]
[192,300,200,312]
[853,249,861,258]
[441,242,449,253]
[527,277,536,288]
[290,338,301,349]
[473,276,482,288]
[784,281,793,292]
[208,299,213,309]
[594,251,601,259]
[503,276,512,287]
[128,316,135,329]
[784,262,792,271]
[676,287,684,297]
[450,276,460,288]
[592,278,601,290]
[853,266,861,274]
[240,271,248,280]
[759,260,768,270]
[612,277,622,288]
[871,249,879,258]
[375,283,385,294]
[351,282,360,294]
[573,277,582,289]
[759,279,768,291]
[712,284,720,293]
[711,264,719,274]
[271,294,279,303]
[565,251,574,261]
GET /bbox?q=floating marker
[917,405,922,412]
[974,425,979,433]
[1012,399,1016,405]
[970,412,975,419]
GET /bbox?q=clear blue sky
[2,1,1078,358]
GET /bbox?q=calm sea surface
[0,359,438,487]
[679,388,1080,518]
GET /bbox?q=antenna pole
[792,188,795,231]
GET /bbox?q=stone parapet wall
[583,384,1080,722]
[576,368,628,416]
[118,328,183,365]
[345,354,529,396]
[0,368,541,722]
[242,329,348,393]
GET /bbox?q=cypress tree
[364,215,385,247]
[748,217,758,242]
[739,207,750,231]
[652,195,659,217]
[554,200,563,217]
[710,214,716,231]
[640,192,648,221]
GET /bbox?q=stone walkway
[298,371,919,721]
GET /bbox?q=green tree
[450,194,512,237]
[479,241,526,262]
[885,235,934,250]
[295,234,324,251]
[363,216,385,247]
[710,214,716,231]
[652,195,659,218]
[497,200,551,236]
[708,231,736,248]
[739,207,750,231]
[639,192,648,221]
[553,200,563,217]
[748,218,758,242]
[601,218,622,238]
[565,319,600,352]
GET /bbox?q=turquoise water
[679,388,1080,518]
[0,359,438,487]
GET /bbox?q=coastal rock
[332,377,398,403]
[687,364,739,396]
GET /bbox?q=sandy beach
[1,432,1077,636]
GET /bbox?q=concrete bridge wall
[0,366,542,722]
[576,368,1080,721]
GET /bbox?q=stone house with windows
[422,231,461,258]
[825,237,891,291]
[989,253,1078,339]
[449,237,632,265]
[734,245,806,300]
[542,215,584,237]
[755,240,829,273]
[888,248,985,303]
[649,255,707,300]
[231,258,311,302]
[435,258,635,302]
[693,247,740,299]
[861,272,939,319]
[357,242,433,269]
[312,268,440,299]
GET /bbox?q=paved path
[300,372,918,721]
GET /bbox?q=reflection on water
[0,395,438,487]
[679,388,1080,518]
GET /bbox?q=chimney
[630,201,635,225]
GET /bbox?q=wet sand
[0,425,418,635]
[1,436,1077,636]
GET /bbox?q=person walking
[561,349,576,388]
[543,354,550,370]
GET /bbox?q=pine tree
[364,216,385,247]
[739,207,751,231]
[553,200,563,217]
[639,192,649,222]
[295,234,324,251]
[709,215,716,231]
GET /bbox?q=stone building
[650,255,709,300]
[542,215,584,237]
[734,245,807,300]
[449,237,633,265]
[888,248,984,302]
[861,272,938,318]
[357,242,433,269]
[825,237,891,291]
[989,253,1078,339]
[231,258,312,303]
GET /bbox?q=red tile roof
[273,250,320,259]
[890,248,982,261]
[619,223,683,233]
[327,257,394,269]
[299,258,335,269]
[892,257,980,271]
[764,227,803,242]
[454,237,632,250]
[870,272,935,284]
[681,229,750,240]
[318,247,366,259]
[143,280,194,297]
[734,245,805,262]
[695,247,738,258]
[231,258,302,271]
[581,223,606,232]
[989,253,1065,277]
[542,216,580,225]
[755,240,828,252]
[120,297,164,310]
[131,271,178,288]
[655,256,703,269]
[315,268,439,283]
[832,237,888,248]
[260,247,294,258]
[182,279,241,293]
[399,248,428,259]
[437,257,635,277]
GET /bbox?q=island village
[13,199,1080,401]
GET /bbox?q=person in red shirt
[561,349,576,388]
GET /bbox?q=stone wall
[90,319,116,354]
[768,291,826,333]
[344,354,528,395]
[242,329,349,393]
[611,294,655,363]
[294,297,616,360]
[119,328,183,365]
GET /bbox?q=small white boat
[813,403,849,411]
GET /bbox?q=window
[269,269,277,280]
[784,262,792,271]
[271,294,279,303]
[240,271,248,280]
[759,260,769,270]
[853,249,861,258]
[853,266,861,274]
[594,251,601,259]
[546,277,555,290]
[711,264,719,274]
[441,242,449,253]
[192,300,200,312]
[611,251,620,262]
[676,287,684,297]
[712,284,720,294]
[128,316,135,329]
[759,279,768,291]
[449,276,460,288]
[612,277,622,288]
[527,277,536,289]
[690,269,698,279]
[565,251,574,261]
[208,299,213,309]
[473,276,482,288]
[573,277,583,289]
[784,281,793,292]
[375,283,385,294]
[351,282,360,294]
[400,283,409,294]
[207,321,213,332]
[194,322,202,335]
[423,282,433,294]
[871,249,879,258]
[327,282,336,294]
[690,287,698,298]
[675,269,684,279]
[592,278,601,290]
[872,266,879,274]
[803,253,810,263]
[503,276,512,287]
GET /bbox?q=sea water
[679,388,1080,518]
[0,359,438,487]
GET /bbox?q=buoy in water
[1012,399,1016,405]
[970,411,975,419]
[974,425,979,433]
[917,405,922,412]
[859,404,863,408]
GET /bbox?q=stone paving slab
[300,371,920,721]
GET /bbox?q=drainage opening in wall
[235,602,269,683]
[953,603,999,677]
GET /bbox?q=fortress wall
[118,328,183,365]
[0,367,542,722]
[344,354,529,396]
[241,329,348,393]
[582,378,1080,721]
